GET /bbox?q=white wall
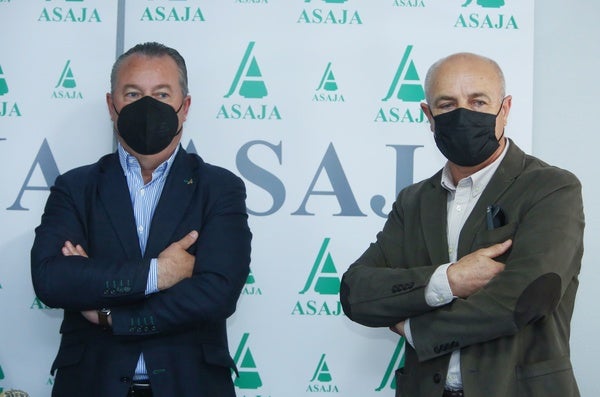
[534,1,600,396]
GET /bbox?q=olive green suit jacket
[340,140,584,397]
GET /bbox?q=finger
[481,239,512,258]
[176,230,198,250]
[75,244,89,258]
[62,241,75,256]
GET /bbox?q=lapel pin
[184,178,194,185]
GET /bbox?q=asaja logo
[375,337,406,392]
[393,0,425,7]
[456,0,518,29]
[38,0,101,23]
[291,238,343,316]
[0,66,7,96]
[375,45,426,123]
[140,0,205,23]
[241,269,262,296]
[0,391,30,397]
[298,0,363,25]
[235,0,269,4]
[0,65,22,117]
[52,60,83,99]
[233,333,272,397]
[313,62,345,103]
[306,354,340,392]
[217,42,281,121]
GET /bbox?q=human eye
[154,92,170,101]
[437,102,455,112]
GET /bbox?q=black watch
[97,308,111,329]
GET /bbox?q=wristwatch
[97,308,111,329]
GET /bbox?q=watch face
[98,309,111,328]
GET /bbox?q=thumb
[177,230,198,249]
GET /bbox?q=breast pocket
[473,222,518,249]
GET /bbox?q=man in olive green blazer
[340,53,584,397]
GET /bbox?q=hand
[62,241,88,258]
[157,230,199,290]
[447,239,511,298]
[389,321,406,337]
[81,309,99,324]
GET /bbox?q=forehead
[115,54,179,89]
[429,56,502,100]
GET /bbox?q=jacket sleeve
[340,186,444,327]
[110,175,252,336]
[410,169,584,361]
[31,172,150,311]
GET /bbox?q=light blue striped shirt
[117,142,179,380]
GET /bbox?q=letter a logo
[461,0,505,8]
[382,45,424,103]
[233,333,263,389]
[246,268,256,285]
[299,238,341,295]
[375,337,406,391]
[316,62,338,92]
[56,60,77,89]
[224,42,268,99]
[311,354,333,382]
[0,65,8,96]
[0,364,4,393]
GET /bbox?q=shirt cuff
[145,258,159,295]
[425,263,455,307]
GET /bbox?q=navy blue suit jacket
[31,147,252,397]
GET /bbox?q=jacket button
[433,373,442,383]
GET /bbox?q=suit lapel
[145,149,198,259]
[420,171,451,266]
[98,154,142,259]
[457,140,525,258]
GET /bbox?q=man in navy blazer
[31,42,252,397]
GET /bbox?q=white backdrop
[4,1,581,396]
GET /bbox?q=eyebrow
[121,83,174,92]
[433,92,492,105]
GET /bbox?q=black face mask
[432,102,504,167]
[114,96,183,155]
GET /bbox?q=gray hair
[110,42,188,96]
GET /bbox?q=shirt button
[138,225,144,233]
[140,189,145,196]
[456,205,462,211]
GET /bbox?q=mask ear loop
[495,97,507,142]
[173,100,186,137]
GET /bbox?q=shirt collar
[441,139,510,195]
[117,142,179,181]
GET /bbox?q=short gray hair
[110,42,188,96]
